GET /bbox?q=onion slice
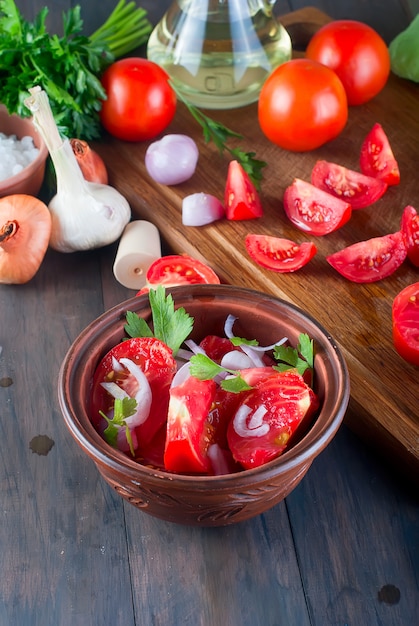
[118,358,152,427]
[233,404,270,438]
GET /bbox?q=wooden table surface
[1,2,418,625]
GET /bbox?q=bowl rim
[58,284,350,486]
[0,104,48,189]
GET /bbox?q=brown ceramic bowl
[58,284,350,526]
[0,104,48,198]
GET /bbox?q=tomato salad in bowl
[90,286,319,475]
[58,284,350,526]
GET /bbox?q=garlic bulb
[25,86,130,253]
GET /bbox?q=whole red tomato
[100,58,177,141]
[258,58,348,152]
[306,20,390,106]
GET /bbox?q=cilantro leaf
[100,397,137,457]
[124,286,194,356]
[230,336,259,347]
[149,286,194,355]
[273,333,314,378]
[124,310,154,340]
[189,353,253,393]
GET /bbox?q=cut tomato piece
[360,123,400,186]
[164,377,217,474]
[311,160,388,209]
[90,337,177,448]
[245,234,317,272]
[146,254,220,287]
[327,231,407,283]
[400,205,419,267]
[283,178,352,236]
[199,335,234,363]
[392,282,419,366]
[225,160,263,220]
[227,370,318,470]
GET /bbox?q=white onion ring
[220,350,254,370]
[118,358,152,427]
[170,361,192,388]
[233,404,270,438]
[100,382,130,401]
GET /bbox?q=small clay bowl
[0,104,48,198]
[58,284,350,527]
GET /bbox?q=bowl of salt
[0,104,48,198]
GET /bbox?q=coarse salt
[0,132,40,182]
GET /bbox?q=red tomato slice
[199,335,234,363]
[164,377,217,474]
[400,205,419,267]
[283,178,352,236]
[225,160,263,220]
[245,234,317,272]
[311,160,388,209]
[392,282,419,366]
[146,254,220,287]
[90,337,177,447]
[360,123,400,186]
[227,371,318,470]
[327,231,407,283]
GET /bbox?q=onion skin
[0,194,51,284]
[70,138,108,185]
[145,134,199,185]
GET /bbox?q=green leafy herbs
[273,333,314,379]
[0,0,152,139]
[190,332,315,392]
[188,353,254,393]
[100,397,137,456]
[171,80,267,188]
[124,286,194,356]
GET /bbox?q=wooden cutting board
[94,8,419,483]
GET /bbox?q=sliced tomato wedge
[400,205,419,267]
[90,337,177,448]
[311,160,388,209]
[146,254,220,287]
[245,233,317,272]
[327,231,407,283]
[164,377,217,474]
[283,178,352,236]
[199,335,234,363]
[392,282,419,366]
[224,160,263,220]
[227,370,318,470]
[360,123,400,186]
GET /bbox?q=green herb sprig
[273,333,314,382]
[0,0,152,139]
[188,353,253,393]
[124,286,194,356]
[171,80,267,188]
[100,397,137,456]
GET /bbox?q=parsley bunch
[0,0,152,139]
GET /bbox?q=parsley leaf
[100,397,137,457]
[273,333,314,379]
[0,0,151,139]
[124,310,154,340]
[189,353,253,393]
[124,286,194,356]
